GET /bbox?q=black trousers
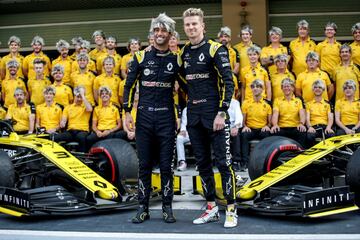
[230,133,241,163]
[336,124,360,136]
[272,127,307,147]
[241,128,271,166]
[306,124,335,147]
[135,108,176,206]
[86,130,127,150]
[187,121,236,204]
[54,130,89,152]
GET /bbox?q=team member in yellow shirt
[23,36,51,80]
[0,36,24,80]
[121,37,141,80]
[70,53,96,106]
[122,88,139,141]
[240,45,271,102]
[36,86,62,134]
[218,26,240,98]
[295,52,334,103]
[5,88,35,134]
[241,79,272,169]
[289,20,316,77]
[27,58,51,106]
[169,31,181,53]
[52,64,73,107]
[305,80,335,147]
[233,26,254,70]
[2,60,27,108]
[71,40,97,75]
[350,23,360,66]
[52,39,73,85]
[96,36,122,76]
[335,80,360,135]
[89,30,106,63]
[54,86,92,152]
[87,86,122,146]
[315,22,341,75]
[70,36,83,61]
[94,56,121,106]
[333,44,360,101]
[261,27,288,75]
[271,78,307,147]
[270,54,295,100]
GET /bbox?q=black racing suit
[179,38,236,204]
[123,46,180,206]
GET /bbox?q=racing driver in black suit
[123,13,180,224]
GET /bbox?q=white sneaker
[193,204,220,224]
[224,208,238,228]
[177,160,187,171]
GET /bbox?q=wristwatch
[217,111,226,118]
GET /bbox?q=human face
[106,39,116,50]
[219,34,230,46]
[153,27,171,47]
[94,35,104,46]
[169,35,178,49]
[251,83,263,97]
[298,27,309,39]
[275,59,287,71]
[79,48,88,54]
[325,27,336,38]
[74,94,83,104]
[248,52,259,65]
[313,85,324,96]
[15,92,25,104]
[60,48,69,58]
[100,91,111,102]
[34,63,44,75]
[270,33,280,43]
[129,41,140,52]
[32,43,42,53]
[340,48,351,62]
[353,29,360,42]
[78,58,88,70]
[306,58,319,70]
[8,66,18,76]
[148,35,155,46]
[104,61,114,73]
[53,71,63,81]
[9,42,19,53]
[344,86,355,98]
[44,92,54,102]
[282,84,294,96]
[241,31,251,43]
[183,16,204,42]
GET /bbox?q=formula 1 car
[0,122,181,217]
[193,135,360,217]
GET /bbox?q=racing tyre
[0,150,15,187]
[248,136,302,180]
[346,148,360,190]
[91,139,138,192]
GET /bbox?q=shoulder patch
[209,40,222,58]
[135,50,145,64]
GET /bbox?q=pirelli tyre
[90,139,138,194]
[346,148,360,191]
[0,150,15,187]
[248,136,303,180]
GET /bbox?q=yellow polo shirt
[315,39,341,74]
[93,103,120,131]
[0,53,24,80]
[306,99,331,126]
[289,37,316,77]
[23,52,51,80]
[53,83,73,107]
[71,59,97,75]
[52,56,73,85]
[261,44,288,75]
[240,63,269,101]
[89,47,107,62]
[332,63,360,101]
[350,41,360,66]
[70,71,96,106]
[233,41,254,70]
[120,53,134,72]
[2,78,27,108]
[273,96,303,127]
[96,52,122,75]
[36,102,62,130]
[335,98,360,125]
[242,98,272,129]
[27,78,52,106]
[6,102,34,132]
[94,73,121,105]
[270,70,295,100]
[63,103,91,131]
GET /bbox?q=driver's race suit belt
[138,106,169,111]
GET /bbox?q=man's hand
[297,124,306,132]
[213,114,226,131]
[242,126,251,133]
[271,125,280,133]
[307,126,316,133]
[125,112,135,131]
[261,125,270,132]
[325,127,334,134]
[127,131,135,140]
[230,127,238,137]
[179,130,187,137]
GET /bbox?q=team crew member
[0,36,24,80]
[93,56,121,106]
[87,86,123,145]
[70,53,96,106]
[27,59,51,106]
[296,52,334,103]
[2,60,27,108]
[55,86,92,152]
[23,36,51,80]
[271,78,307,147]
[332,44,360,101]
[228,98,243,171]
[218,26,240,98]
[5,88,35,134]
[89,30,106,62]
[240,45,271,102]
[70,36,83,61]
[316,22,341,75]
[335,80,360,135]
[52,39,73,85]
[122,87,139,141]
[180,8,237,228]
[270,54,295,100]
[52,64,73,107]
[261,26,288,75]
[124,13,179,224]
[306,80,335,147]
[96,36,122,75]
[233,25,255,70]
[169,31,181,53]
[71,40,97,74]
[121,37,141,80]
[36,86,62,134]
[241,79,272,169]
[289,20,316,77]
[350,23,360,65]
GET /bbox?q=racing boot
[193,203,220,224]
[132,205,150,223]
[224,205,238,228]
[162,204,176,223]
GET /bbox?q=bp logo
[167,63,173,71]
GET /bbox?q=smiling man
[123,13,180,224]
